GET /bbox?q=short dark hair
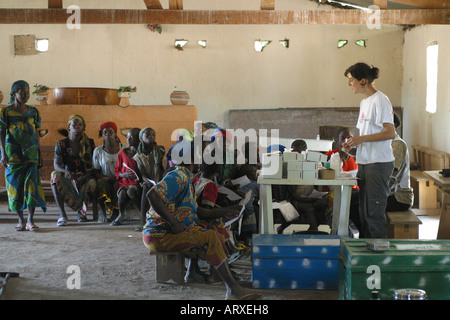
[344,62,379,84]
[291,139,307,152]
[393,113,401,129]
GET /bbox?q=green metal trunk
[338,239,450,300]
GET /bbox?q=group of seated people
[50,114,355,237]
[49,113,412,299]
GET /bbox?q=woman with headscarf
[93,122,126,222]
[133,127,165,230]
[0,80,46,231]
[143,140,262,300]
[51,114,97,226]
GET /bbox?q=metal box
[252,234,341,290]
[338,238,450,300]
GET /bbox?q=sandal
[77,211,88,222]
[15,223,26,231]
[26,223,39,232]
[57,217,68,227]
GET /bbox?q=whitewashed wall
[1,0,404,129]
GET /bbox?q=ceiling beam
[0,9,447,25]
[144,0,163,10]
[390,0,449,9]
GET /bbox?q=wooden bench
[410,170,438,209]
[410,145,450,210]
[386,210,422,239]
[149,250,185,284]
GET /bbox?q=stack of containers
[283,151,328,180]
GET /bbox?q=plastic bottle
[329,152,341,178]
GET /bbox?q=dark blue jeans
[357,162,394,238]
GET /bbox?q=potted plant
[116,86,137,98]
[32,84,49,105]
[116,86,136,107]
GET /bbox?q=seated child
[112,128,142,226]
[133,127,165,230]
[279,139,329,233]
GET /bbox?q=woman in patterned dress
[143,141,262,300]
[51,114,97,226]
[0,80,46,231]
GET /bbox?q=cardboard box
[286,160,302,171]
[302,161,319,171]
[338,238,450,300]
[252,234,342,290]
[319,169,335,180]
[306,151,327,163]
[287,170,302,179]
[302,170,318,180]
[283,152,305,162]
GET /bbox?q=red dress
[115,148,140,188]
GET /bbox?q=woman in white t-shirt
[342,62,396,238]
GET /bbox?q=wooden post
[169,0,183,10]
[48,0,63,9]
[144,0,163,10]
[261,0,275,10]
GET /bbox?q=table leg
[437,192,450,239]
[259,184,266,234]
[331,185,352,236]
[258,184,274,234]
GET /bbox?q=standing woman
[343,63,396,238]
[0,80,46,231]
[51,114,97,226]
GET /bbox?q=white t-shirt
[93,143,126,178]
[355,91,395,164]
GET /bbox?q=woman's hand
[64,170,73,180]
[0,155,8,168]
[168,219,186,234]
[342,136,363,149]
[121,170,137,180]
[223,205,242,221]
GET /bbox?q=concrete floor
[0,201,440,301]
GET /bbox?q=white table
[257,176,357,236]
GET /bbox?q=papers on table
[218,186,242,201]
[231,175,251,188]
[224,190,252,227]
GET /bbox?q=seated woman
[92,122,126,222]
[189,160,231,283]
[164,128,193,173]
[51,114,97,226]
[143,141,262,300]
[113,128,141,226]
[133,127,165,230]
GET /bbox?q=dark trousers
[357,162,394,238]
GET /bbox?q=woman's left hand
[223,205,243,220]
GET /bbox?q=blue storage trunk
[252,234,341,290]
